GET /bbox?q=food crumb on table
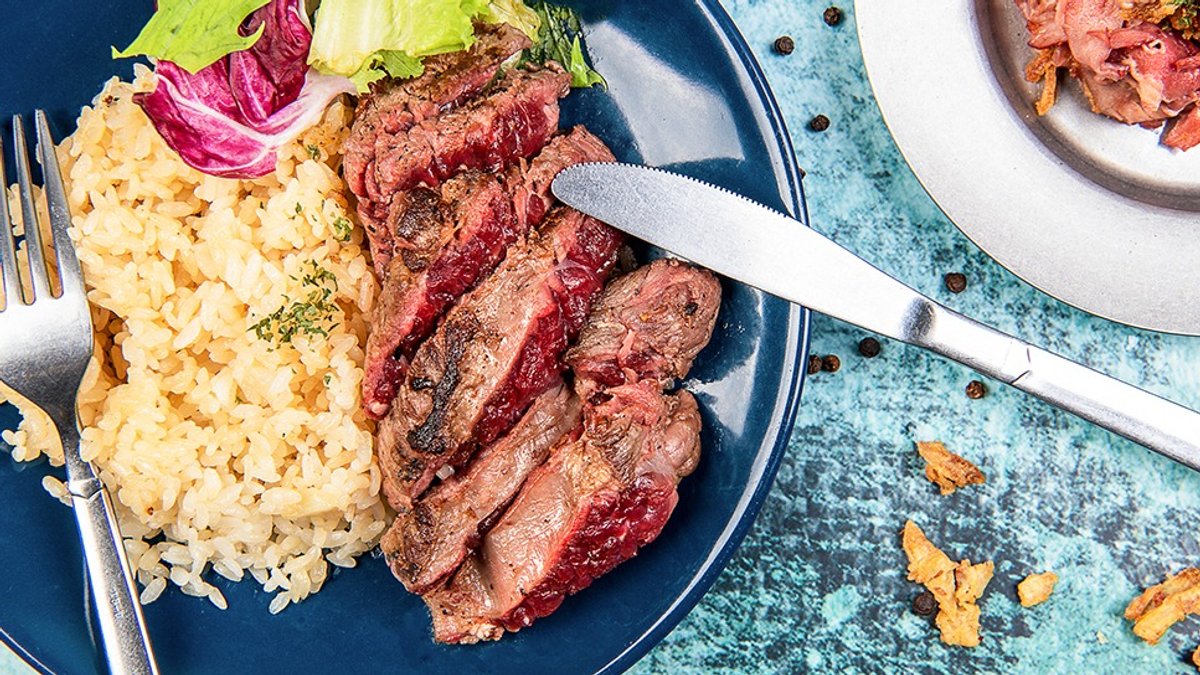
[1017,571,1058,607]
[916,441,985,495]
[1124,567,1200,645]
[901,520,994,647]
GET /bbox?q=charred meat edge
[362,128,616,419]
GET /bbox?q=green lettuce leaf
[525,2,604,88]
[308,0,480,80]
[347,50,426,92]
[112,0,273,74]
[477,0,541,40]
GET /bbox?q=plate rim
[856,0,1200,335]
[593,2,809,671]
[0,1,811,672]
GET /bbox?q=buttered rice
[0,65,387,613]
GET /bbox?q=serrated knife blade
[552,162,1200,472]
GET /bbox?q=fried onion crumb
[1124,568,1200,645]
[1017,571,1058,607]
[915,441,985,495]
[901,520,993,647]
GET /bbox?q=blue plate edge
[0,2,812,671]
[594,2,811,673]
[0,627,54,675]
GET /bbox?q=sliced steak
[381,382,581,594]
[505,125,616,231]
[344,22,530,202]
[362,128,616,419]
[566,259,721,397]
[362,172,516,418]
[426,384,702,644]
[370,65,570,205]
[376,208,621,507]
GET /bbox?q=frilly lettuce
[308,0,543,93]
[134,0,355,178]
[526,2,603,88]
[113,0,273,74]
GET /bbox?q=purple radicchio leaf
[134,0,354,178]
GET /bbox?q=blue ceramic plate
[0,2,808,673]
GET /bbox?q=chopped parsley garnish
[250,261,339,347]
[306,144,321,160]
[332,216,353,242]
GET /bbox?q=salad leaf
[135,0,355,178]
[113,0,273,74]
[308,0,547,93]
[525,2,604,88]
[308,0,482,91]
[347,50,425,92]
[477,0,541,40]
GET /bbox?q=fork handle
[60,425,159,675]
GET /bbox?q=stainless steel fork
[0,112,157,675]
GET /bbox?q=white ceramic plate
[857,0,1200,334]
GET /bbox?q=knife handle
[914,303,1200,470]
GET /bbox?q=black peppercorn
[411,377,434,391]
[809,114,831,132]
[807,355,823,375]
[966,380,987,399]
[912,591,937,616]
[857,337,881,358]
[821,354,841,373]
[945,272,967,293]
[823,6,843,26]
[773,35,795,55]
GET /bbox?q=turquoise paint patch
[632,1,1200,673]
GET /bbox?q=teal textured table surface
[5,1,1200,673]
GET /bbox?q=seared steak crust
[426,384,702,644]
[363,172,516,419]
[362,65,570,260]
[346,23,530,253]
[566,260,722,397]
[362,128,616,419]
[371,66,569,197]
[381,382,581,594]
[376,208,621,507]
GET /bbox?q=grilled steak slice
[376,208,621,507]
[505,126,616,231]
[344,22,530,212]
[426,384,702,644]
[362,172,516,418]
[381,382,581,594]
[566,260,721,397]
[362,128,616,419]
[369,65,570,206]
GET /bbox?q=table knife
[552,163,1200,471]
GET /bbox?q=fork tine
[0,134,22,307]
[13,115,52,300]
[35,111,83,301]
